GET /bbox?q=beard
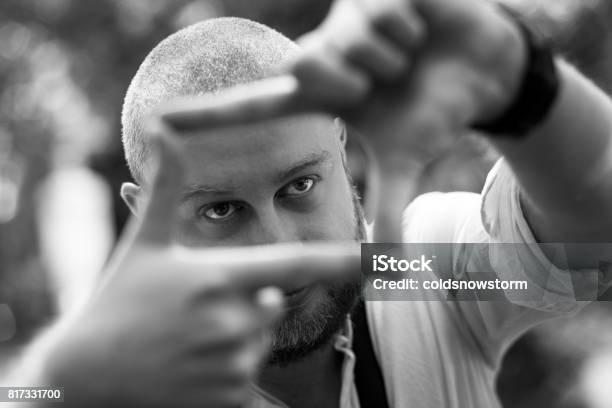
[265,185,367,366]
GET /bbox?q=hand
[293,0,526,126]
[300,0,527,239]
[39,123,360,408]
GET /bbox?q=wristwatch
[472,6,560,138]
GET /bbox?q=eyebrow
[181,184,237,201]
[274,151,332,183]
[181,150,333,201]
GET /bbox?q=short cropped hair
[121,17,300,183]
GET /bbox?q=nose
[246,205,301,246]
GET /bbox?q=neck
[256,342,343,408]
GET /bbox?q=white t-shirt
[250,160,602,408]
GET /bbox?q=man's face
[146,114,363,364]
[173,114,358,247]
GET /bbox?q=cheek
[172,218,214,248]
[172,213,237,248]
[302,176,357,242]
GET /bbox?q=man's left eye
[281,177,317,196]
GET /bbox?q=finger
[135,119,185,245]
[371,170,423,243]
[316,0,408,82]
[370,66,476,243]
[225,243,361,292]
[179,243,361,293]
[339,25,409,82]
[359,0,425,50]
[160,51,372,133]
[369,118,445,244]
[290,49,371,110]
[192,337,267,381]
[178,379,250,408]
[186,291,283,347]
[160,75,307,133]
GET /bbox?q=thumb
[134,119,186,245]
[372,170,423,243]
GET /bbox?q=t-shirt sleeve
[479,159,605,311]
[400,159,605,365]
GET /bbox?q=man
[5,0,612,407]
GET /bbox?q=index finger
[231,243,362,292]
[180,243,362,293]
[159,76,309,133]
[159,54,371,133]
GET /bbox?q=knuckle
[342,26,378,61]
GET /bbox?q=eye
[281,176,317,197]
[201,202,240,220]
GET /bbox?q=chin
[266,280,360,366]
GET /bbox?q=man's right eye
[199,202,241,221]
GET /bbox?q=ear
[120,182,143,217]
[334,117,348,147]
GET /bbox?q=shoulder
[401,191,484,243]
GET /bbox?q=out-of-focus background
[1,1,612,406]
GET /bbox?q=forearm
[2,329,61,386]
[489,60,612,243]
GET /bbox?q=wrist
[477,8,528,124]
[473,5,560,137]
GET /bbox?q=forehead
[178,114,341,187]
